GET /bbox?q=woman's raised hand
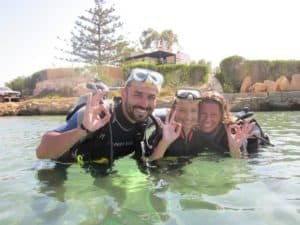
[158,110,182,144]
[146,110,182,161]
[226,121,256,158]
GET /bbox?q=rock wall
[0,98,77,116]
[1,91,299,116]
[33,68,95,96]
[240,74,300,94]
[32,66,123,97]
[225,91,300,111]
[290,74,300,90]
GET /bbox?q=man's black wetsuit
[55,102,156,165]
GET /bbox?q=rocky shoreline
[0,97,78,116]
[225,91,300,111]
[0,91,300,116]
[0,96,175,116]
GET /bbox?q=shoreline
[1,91,300,116]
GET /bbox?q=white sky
[1,0,300,86]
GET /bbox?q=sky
[1,0,300,86]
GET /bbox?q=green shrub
[121,62,209,88]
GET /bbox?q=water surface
[0,112,299,225]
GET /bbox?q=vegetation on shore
[216,55,300,92]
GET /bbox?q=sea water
[0,112,299,225]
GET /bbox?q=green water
[0,112,299,225]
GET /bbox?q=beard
[124,102,153,122]
[128,105,153,122]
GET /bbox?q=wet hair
[199,91,232,123]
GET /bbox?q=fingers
[169,109,176,123]
[83,93,93,127]
[81,90,110,132]
[166,109,176,123]
[226,123,240,135]
[85,90,104,116]
[227,121,256,136]
[242,121,256,134]
[91,90,105,105]
[94,111,111,129]
[243,122,256,138]
[155,117,163,127]
[174,122,182,134]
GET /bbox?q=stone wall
[0,98,77,116]
[33,75,94,96]
[240,74,300,94]
[1,91,299,116]
[32,66,123,97]
[224,91,300,111]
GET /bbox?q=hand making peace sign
[158,109,182,145]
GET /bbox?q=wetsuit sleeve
[53,111,79,132]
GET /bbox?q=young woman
[197,91,256,158]
[144,90,258,161]
[144,88,202,161]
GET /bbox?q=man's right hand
[81,90,111,133]
[36,90,112,160]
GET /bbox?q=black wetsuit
[57,102,156,165]
[163,129,201,157]
[196,125,230,155]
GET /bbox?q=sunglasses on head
[175,88,202,101]
[126,68,164,89]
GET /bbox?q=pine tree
[60,0,125,70]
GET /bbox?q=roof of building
[125,50,176,61]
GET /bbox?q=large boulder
[290,74,300,91]
[275,75,290,91]
[263,80,276,92]
[240,76,252,93]
[251,82,267,93]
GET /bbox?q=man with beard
[36,68,164,172]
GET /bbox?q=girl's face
[174,100,199,133]
[198,102,223,133]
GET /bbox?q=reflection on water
[0,112,300,225]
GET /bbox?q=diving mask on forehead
[125,68,164,90]
[175,88,202,101]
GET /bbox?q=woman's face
[174,100,199,133]
[198,102,223,133]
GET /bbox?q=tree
[58,0,127,74]
[139,28,178,51]
[114,40,138,63]
[218,55,245,92]
[160,29,178,50]
[139,28,160,49]
[6,72,42,96]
